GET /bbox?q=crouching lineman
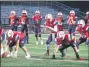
[6,30,31,58]
[52,31,80,59]
[19,10,29,44]
[0,27,6,57]
[75,19,89,52]
[32,10,43,45]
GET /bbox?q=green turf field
[1,34,89,67]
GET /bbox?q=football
[2,51,8,58]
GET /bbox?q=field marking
[28,58,88,63]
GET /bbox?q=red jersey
[45,19,55,28]
[7,31,25,42]
[9,15,18,25]
[19,15,29,25]
[0,28,3,36]
[56,34,74,45]
[67,15,77,25]
[76,25,88,38]
[55,16,63,23]
[32,14,42,22]
[85,15,89,24]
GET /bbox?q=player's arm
[45,25,57,32]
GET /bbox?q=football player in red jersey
[52,31,79,59]
[85,11,89,24]
[46,25,79,59]
[19,10,29,44]
[8,11,18,31]
[45,14,56,55]
[5,30,31,58]
[67,10,77,40]
[32,10,43,45]
[0,27,7,57]
[54,12,64,31]
[75,19,89,52]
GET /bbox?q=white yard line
[29,58,88,63]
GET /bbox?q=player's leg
[25,25,29,44]
[35,28,39,45]
[14,25,17,31]
[76,37,86,51]
[45,34,52,55]
[70,43,80,59]
[19,36,31,58]
[85,37,89,46]
[38,27,43,45]
[52,44,62,59]
[59,44,70,58]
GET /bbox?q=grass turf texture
[1,34,89,67]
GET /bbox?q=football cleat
[36,41,39,45]
[25,54,31,59]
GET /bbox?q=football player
[54,12,64,31]
[32,10,43,45]
[8,11,18,31]
[19,10,29,44]
[84,11,89,24]
[6,30,31,58]
[52,31,79,59]
[46,24,79,59]
[67,10,77,40]
[45,14,56,55]
[0,27,6,57]
[75,19,89,51]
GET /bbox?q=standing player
[19,10,29,44]
[85,11,89,24]
[67,10,77,40]
[6,30,31,58]
[45,14,56,55]
[54,12,64,31]
[8,11,18,31]
[75,19,89,51]
[0,27,6,57]
[32,10,43,45]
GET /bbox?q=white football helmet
[70,10,75,15]
[46,14,53,21]
[22,10,27,15]
[57,12,63,16]
[57,31,65,39]
[78,19,85,27]
[86,11,89,15]
[6,30,14,37]
[10,11,16,15]
[35,10,40,14]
